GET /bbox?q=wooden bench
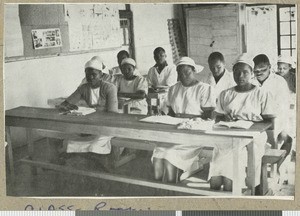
[35,129,213,169]
[35,129,150,168]
[260,148,286,195]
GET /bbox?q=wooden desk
[5,106,271,196]
[47,97,133,114]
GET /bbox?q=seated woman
[110,50,141,76]
[209,53,276,192]
[152,57,216,183]
[56,58,118,159]
[60,58,118,112]
[276,55,296,183]
[114,58,148,115]
[79,56,114,86]
[276,55,296,94]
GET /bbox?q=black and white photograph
[4,3,297,198]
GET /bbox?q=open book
[213,120,254,130]
[139,115,189,125]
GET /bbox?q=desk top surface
[6,106,271,137]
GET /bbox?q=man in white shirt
[147,47,178,114]
[147,47,177,89]
[202,52,236,99]
[252,54,292,182]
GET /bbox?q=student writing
[56,59,119,161]
[58,59,118,113]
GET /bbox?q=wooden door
[186,5,243,80]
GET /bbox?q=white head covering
[176,57,204,73]
[85,57,106,72]
[121,58,136,67]
[233,53,254,69]
[278,55,295,68]
[91,56,104,63]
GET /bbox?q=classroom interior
[4,3,296,197]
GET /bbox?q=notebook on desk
[140,115,189,125]
[213,120,254,130]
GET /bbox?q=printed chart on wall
[64,4,123,51]
[31,28,62,49]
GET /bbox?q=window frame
[277,4,296,56]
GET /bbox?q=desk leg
[26,128,37,175]
[6,127,15,181]
[247,140,256,195]
[232,138,242,196]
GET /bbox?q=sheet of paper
[177,119,215,131]
[70,107,96,115]
[139,115,189,125]
[65,4,122,51]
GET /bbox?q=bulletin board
[5,4,123,61]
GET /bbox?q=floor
[6,138,295,197]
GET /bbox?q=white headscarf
[176,57,204,73]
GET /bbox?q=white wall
[5,4,177,147]
[131,4,176,75]
[246,5,278,68]
[5,49,123,147]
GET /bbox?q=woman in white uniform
[114,58,148,115]
[210,53,276,191]
[57,59,118,158]
[152,57,216,183]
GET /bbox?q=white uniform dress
[201,69,236,100]
[114,74,148,115]
[153,81,216,172]
[209,86,276,186]
[251,73,291,140]
[65,87,113,154]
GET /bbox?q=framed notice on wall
[31,28,62,49]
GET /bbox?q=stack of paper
[70,107,96,116]
[177,118,215,131]
[139,115,189,125]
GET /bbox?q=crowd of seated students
[57,47,296,194]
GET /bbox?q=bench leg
[260,162,268,195]
[111,146,136,168]
[26,128,37,175]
